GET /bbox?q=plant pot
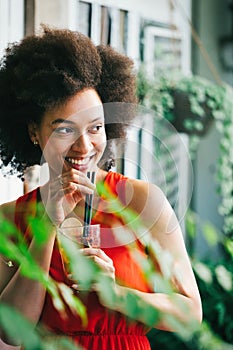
[171,90,214,136]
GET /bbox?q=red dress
[15,172,152,349]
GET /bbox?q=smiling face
[30,88,106,176]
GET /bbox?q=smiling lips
[65,156,94,167]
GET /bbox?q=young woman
[0,27,202,349]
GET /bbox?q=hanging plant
[137,72,226,134]
[215,84,233,238]
[136,68,233,238]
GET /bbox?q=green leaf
[202,222,219,246]
[58,233,98,289]
[57,283,87,326]
[185,210,197,239]
[28,216,50,246]
[124,292,139,319]
[139,304,160,328]
[0,214,19,236]
[215,302,226,326]
[225,238,233,258]
[97,274,117,307]
[193,261,213,283]
[0,303,42,350]
[215,265,233,291]
[0,303,83,350]
[152,274,173,294]
[43,337,83,349]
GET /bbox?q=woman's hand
[42,169,96,225]
[81,248,115,281]
[68,248,116,292]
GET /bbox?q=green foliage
[188,210,233,345]
[137,68,233,238]
[195,254,233,345]
[0,194,201,347]
[215,84,233,239]
[0,213,88,325]
[137,69,226,131]
[0,303,83,350]
[0,303,42,349]
[148,210,233,350]
[2,188,231,349]
[1,190,231,350]
[57,231,99,292]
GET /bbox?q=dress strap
[102,171,128,205]
[14,187,38,238]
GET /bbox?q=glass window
[119,9,128,53]
[100,5,111,45]
[142,24,182,76]
[78,1,92,37]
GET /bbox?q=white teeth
[66,157,89,165]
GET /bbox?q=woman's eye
[89,124,103,133]
[54,127,74,135]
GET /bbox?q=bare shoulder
[0,200,17,224]
[125,178,179,238]
[125,178,165,201]
[125,178,170,218]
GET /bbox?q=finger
[61,170,96,190]
[71,284,80,291]
[80,248,113,264]
[63,183,94,195]
[86,254,115,276]
[50,178,94,196]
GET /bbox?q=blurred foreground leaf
[0,303,41,349]
[215,265,232,291]
[202,222,219,246]
[0,303,83,349]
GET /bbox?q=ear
[28,122,38,143]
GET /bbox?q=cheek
[96,133,107,153]
[41,138,70,166]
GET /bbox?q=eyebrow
[51,116,104,126]
[51,119,74,125]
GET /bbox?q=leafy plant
[147,210,233,350]
[137,68,226,133]
[0,214,87,325]
[0,192,200,348]
[136,68,233,238]
[189,211,233,346]
[0,303,83,350]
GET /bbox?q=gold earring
[33,140,39,146]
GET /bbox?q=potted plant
[137,69,226,136]
[136,68,233,239]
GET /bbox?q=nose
[71,133,92,154]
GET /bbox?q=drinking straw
[83,171,95,237]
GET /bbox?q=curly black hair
[0,26,137,176]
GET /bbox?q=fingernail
[72,284,80,292]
